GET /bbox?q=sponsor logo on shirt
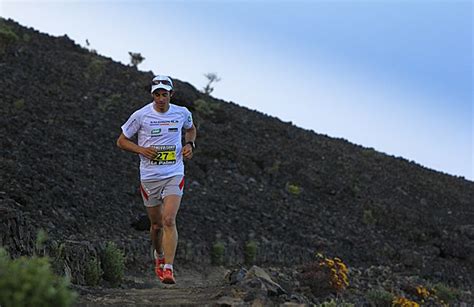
[168,128,178,132]
[150,120,179,126]
[150,128,162,137]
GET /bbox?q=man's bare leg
[161,195,181,265]
[146,205,163,255]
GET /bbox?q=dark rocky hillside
[1,18,473,304]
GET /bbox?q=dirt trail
[75,267,231,306]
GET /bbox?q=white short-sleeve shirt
[121,103,194,181]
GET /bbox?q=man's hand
[182,144,193,160]
[139,147,158,160]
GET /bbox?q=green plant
[0,246,7,258]
[286,183,301,195]
[325,257,349,291]
[129,51,144,67]
[317,299,354,307]
[194,99,219,116]
[433,282,460,304]
[414,285,431,300]
[317,299,337,307]
[392,296,420,307]
[350,182,361,197]
[13,98,25,110]
[303,254,349,295]
[244,240,257,265]
[211,241,225,265]
[363,209,376,225]
[35,228,48,255]
[266,160,281,175]
[84,257,102,287]
[202,72,221,95]
[0,24,19,54]
[101,242,125,287]
[98,93,121,111]
[0,247,76,307]
[300,261,331,297]
[366,288,394,307]
[50,241,66,275]
[50,242,66,261]
[84,57,106,80]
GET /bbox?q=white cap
[151,75,173,93]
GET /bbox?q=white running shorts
[140,175,184,207]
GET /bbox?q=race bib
[151,145,177,165]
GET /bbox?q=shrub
[0,24,19,54]
[323,256,349,291]
[363,209,376,225]
[194,99,219,116]
[101,242,125,287]
[129,51,144,67]
[286,183,301,195]
[211,241,225,266]
[35,228,48,255]
[317,299,354,307]
[300,254,349,296]
[49,241,66,275]
[84,257,102,287]
[392,296,420,307]
[350,182,361,197]
[266,160,281,175]
[301,261,332,296]
[432,282,460,304]
[51,241,66,259]
[13,99,25,110]
[366,288,394,307]
[415,285,430,299]
[0,247,76,307]
[244,240,257,265]
[98,93,121,111]
[84,57,106,80]
[202,72,221,95]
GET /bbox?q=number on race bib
[151,145,177,165]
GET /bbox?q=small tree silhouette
[129,52,145,68]
[203,73,221,95]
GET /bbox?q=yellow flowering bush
[398,283,454,307]
[420,284,455,306]
[392,296,420,307]
[300,253,349,296]
[321,256,349,291]
[415,285,430,299]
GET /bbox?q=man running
[117,75,196,284]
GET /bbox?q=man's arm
[182,124,197,160]
[116,133,157,160]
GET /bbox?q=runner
[117,75,196,284]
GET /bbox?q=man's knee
[150,223,162,232]
[163,215,176,227]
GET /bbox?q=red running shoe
[162,268,176,284]
[155,258,165,281]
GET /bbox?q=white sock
[164,264,173,271]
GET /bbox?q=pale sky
[1,0,472,180]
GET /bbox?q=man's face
[152,89,172,109]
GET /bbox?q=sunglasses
[152,79,172,86]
